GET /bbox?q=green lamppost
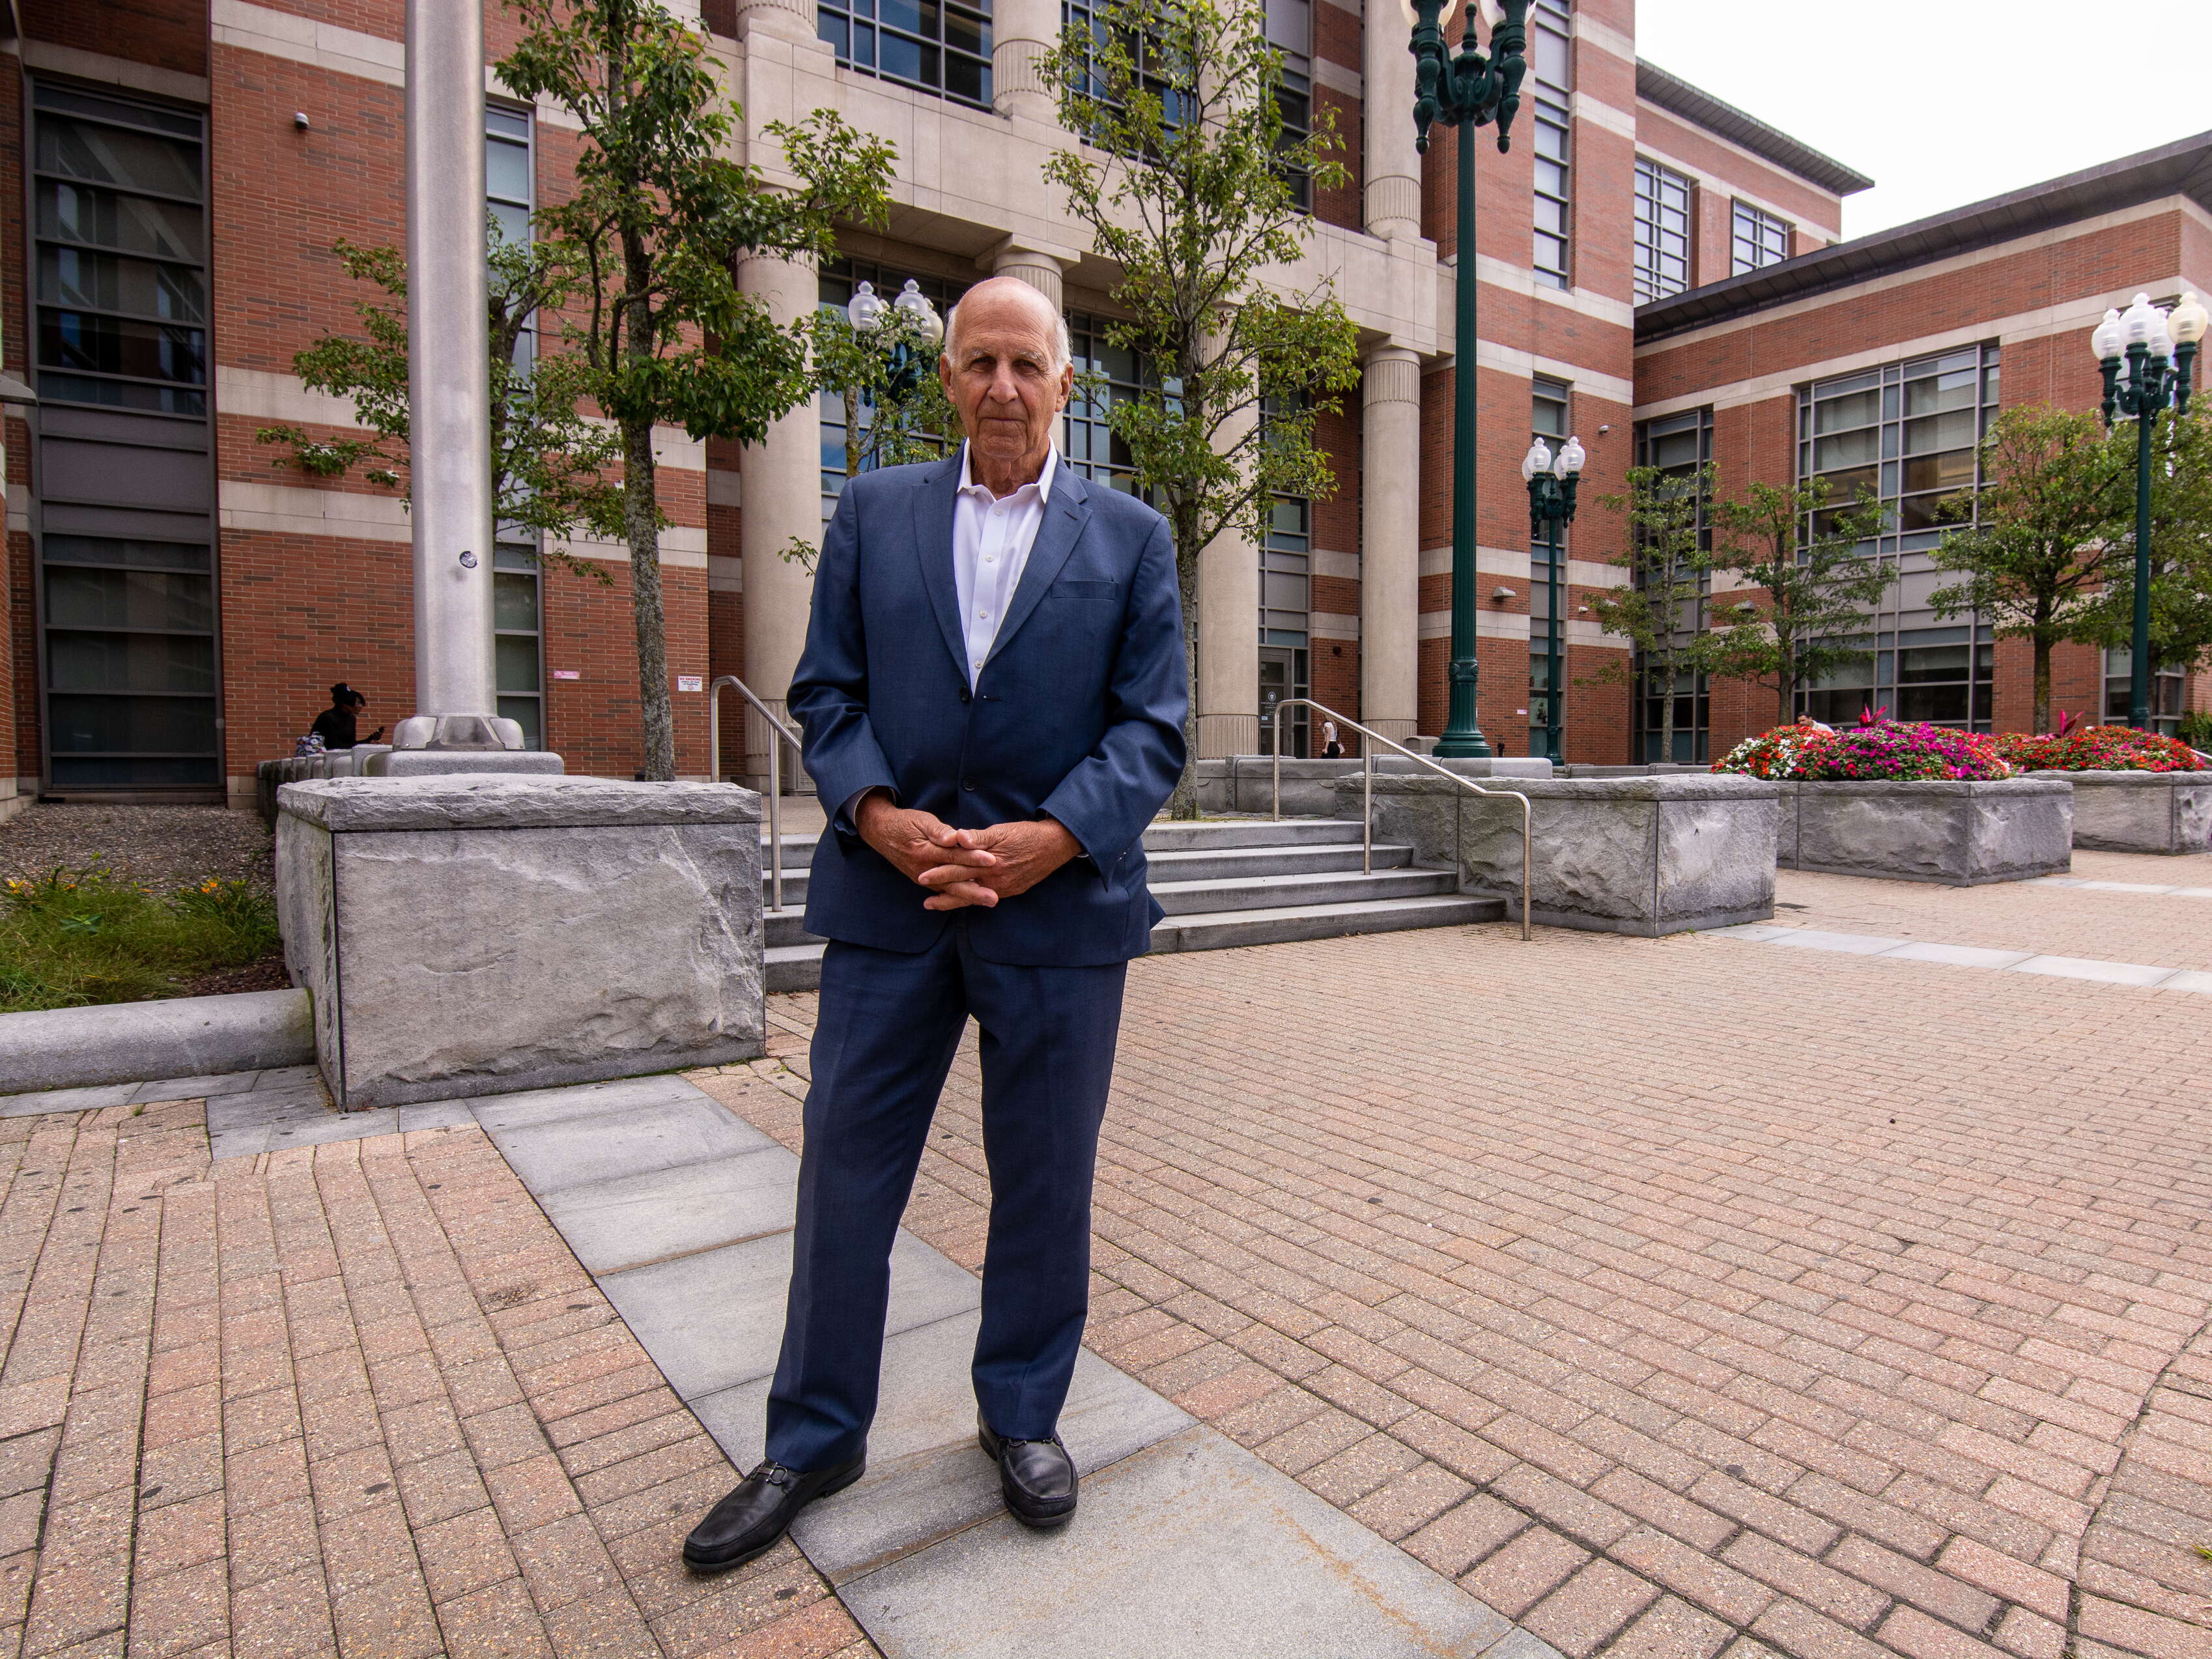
[2091,290,2206,730]
[1522,431,1582,763]
[1411,0,1528,757]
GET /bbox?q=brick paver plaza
[3,848,2211,1657]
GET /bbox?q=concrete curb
[0,989,315,1094]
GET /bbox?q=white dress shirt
[953,440,1058,690]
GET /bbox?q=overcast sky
[1633,0,2209,241]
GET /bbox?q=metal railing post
[710,674,802,915]
[1264,696,1533,942]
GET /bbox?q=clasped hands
[854,790,1080,911]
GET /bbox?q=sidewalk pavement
[0,1080,868,1659]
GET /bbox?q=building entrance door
[1258,646,1308,757]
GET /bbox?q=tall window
[1267,0,1312,210]
[487,106,545,747]
[1731,201,1789,276]
[819,0,993,107]
[35,85,207,414]
[1798,347,2002,729]
[1062,312,1144,496]
[817,259,969,525]
[35,84,218,791]
[1529,378,1569,748]
[1632,408,1713,763]
[1529,0,1571,289]
[1632,158,1690,304]
[2104,649,2186,735]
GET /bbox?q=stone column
[738,251,820,787]
[731,0,816,43]
[1361,345,1421,741]
[1362,0,1420,242]
[991,0,1060,123]
[1195,397,1260,758]
[988,240,1066,311]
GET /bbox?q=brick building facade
[0,0,2203,814]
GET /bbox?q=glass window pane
[494,571,539,632]
[44,535,207,571]
[44,567,212,631]
[496,633,541,694]
[37,181,201,262]
[485,134,531,204]
[497,695,542,750]
[46,631,216,694]
[37,116,201,198]
[46,693,216,754]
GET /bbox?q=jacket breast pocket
[1047,579,1120,604]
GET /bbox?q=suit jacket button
[958,688,971,703]
[962,778,978,791]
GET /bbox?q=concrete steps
[761,816,1498,993]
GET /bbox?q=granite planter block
[1776,778,2073,885]
[276,776,765,1110]
[2024,770,2212,854]
[1196,754,1552,816]
[1339,774,1779,935]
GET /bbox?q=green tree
[1706,477,1891,726]
[1929,404,2128,733]
[255,231,627,578]
[1044,0,1361,815]
[2078,408,2212,718]
[499,0,895,778]
[790,300,959,571]
[1586,463,1753,764]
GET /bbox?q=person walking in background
[1321,720,1343,758]
[307,684,383,751]
[681,276,1187,1574]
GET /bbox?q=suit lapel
[911,453,968,682]
[986,468,1093,668]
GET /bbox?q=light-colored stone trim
[1316,58,1361,99]
[1418,608,1627,646]
[1570,91,1636,143]
[1469,256,1637,329]
[1636,199,2212,360]
[708,553,744,592]
[210,1,583,128]
[1572,14,1636,66]
[1630,141,1821,245]
[16,39,211,104]
[220,479,408,541]
[1633,269,2197,421]
[707,468,743,507]
[1634,100,1852,234]
[1458,341,1636,410]
[1311,611,1360,640]
[1364,176,1422,241]
[1314,548,1361,580]
[547,526,709,567]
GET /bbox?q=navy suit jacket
[789,451,1189,966]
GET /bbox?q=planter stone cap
[2023,769,2209,786]
[277,774,763,831]
[1772,776,2071,795]
[1339,773,1779,800]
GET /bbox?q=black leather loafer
[683,1456,865,1572]
[978,1415,1077,1527]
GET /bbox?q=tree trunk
[1657,651,1677,768]
[1166,547,1201,820]
[2032,636,2052,735]
[625,416,675,780]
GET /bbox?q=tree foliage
[2076,407,2212,705]
[1707,477,1891,725]
[1585,463,1751,765]
[498,0,896,778]
[1044,0,1361,813]
[253,231,627,581]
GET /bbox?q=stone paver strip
[0,1086,873,1659]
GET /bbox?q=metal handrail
[709,675,804,913]
[1269,698,1534,943]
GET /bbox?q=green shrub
[0,862,281,1013]
[2179,710,2212,754]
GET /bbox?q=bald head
[939,275,1075,496]
[944,276,1071,371]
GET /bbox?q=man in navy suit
[684,277,1187,1572]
